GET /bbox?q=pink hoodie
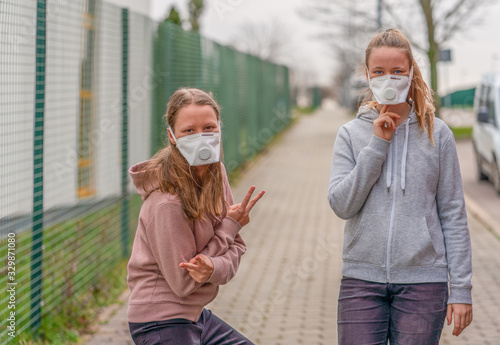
[127,161,246,323]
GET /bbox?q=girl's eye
[185,129,194,133]
[394,70,403,74]
[204,126,214,131]
[375,71,383,74]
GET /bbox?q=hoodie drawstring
[401,118,410,194]
[386,142,392,192]
[386,117,411,194]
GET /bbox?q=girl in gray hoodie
[328,29,472,345]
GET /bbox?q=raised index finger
[240,186,256,209]
[380,104,389,115]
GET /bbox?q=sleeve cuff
[218,216,242,237]
[368,135,391,157]
[448,287,472,305]
[206,256,225,285]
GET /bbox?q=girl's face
[367,47,411,79]
[168,104,219,144]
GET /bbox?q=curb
[465,194,500,239]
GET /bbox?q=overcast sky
[149,0,500,95]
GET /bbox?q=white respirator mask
[168,128,221,166]
[368,67,413,105]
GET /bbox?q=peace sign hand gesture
[227,186,265,227]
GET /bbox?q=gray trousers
[129,309,253,345]
[338,277,448,345]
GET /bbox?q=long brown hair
[139,88,226,220]
[361,28,435,144]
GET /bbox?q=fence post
[31,0,46,334]
[121,8,129,259]
[151,22,167,155]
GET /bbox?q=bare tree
[300,0,379,108]
[232,19,324,108]
[384,0,489,113]
[189,0,204,31]
[300,0,491,114]
[231,20,292,65]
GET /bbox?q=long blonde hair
[362,28,435,144]
[140,88,226,221]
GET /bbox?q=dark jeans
[129,309,253,345]
[338,277,448,345]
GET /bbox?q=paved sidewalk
[83,103,500,345]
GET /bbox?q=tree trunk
[428,42,441,117]
[419,0,440,117]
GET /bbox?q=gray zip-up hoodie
[328,104,472,305]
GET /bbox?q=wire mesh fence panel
[0,3,290,343]
[244,55,262,157]
[128,11,154,185]
[0,0,38,340]
[0,1,141,342]
[40,0,84,333]
[152,21,204,154]
[217,45,244,170]
[95,1,121,199]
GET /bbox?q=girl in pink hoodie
[127,88,264,344]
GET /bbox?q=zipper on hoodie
[386,128,398,283]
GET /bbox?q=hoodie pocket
[391,215,437,267]
[343,214,387,267]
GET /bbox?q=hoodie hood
[129,161,159,201]
[356,103,418,124]
[356,103,417,194]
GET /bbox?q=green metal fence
[0,1,145,342]
[311,86,323,109]
[1,1,290,343]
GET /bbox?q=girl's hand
[227,186,265,227]
[447,303,473,336]
[374,105,401,141]
[179,254,214,283]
